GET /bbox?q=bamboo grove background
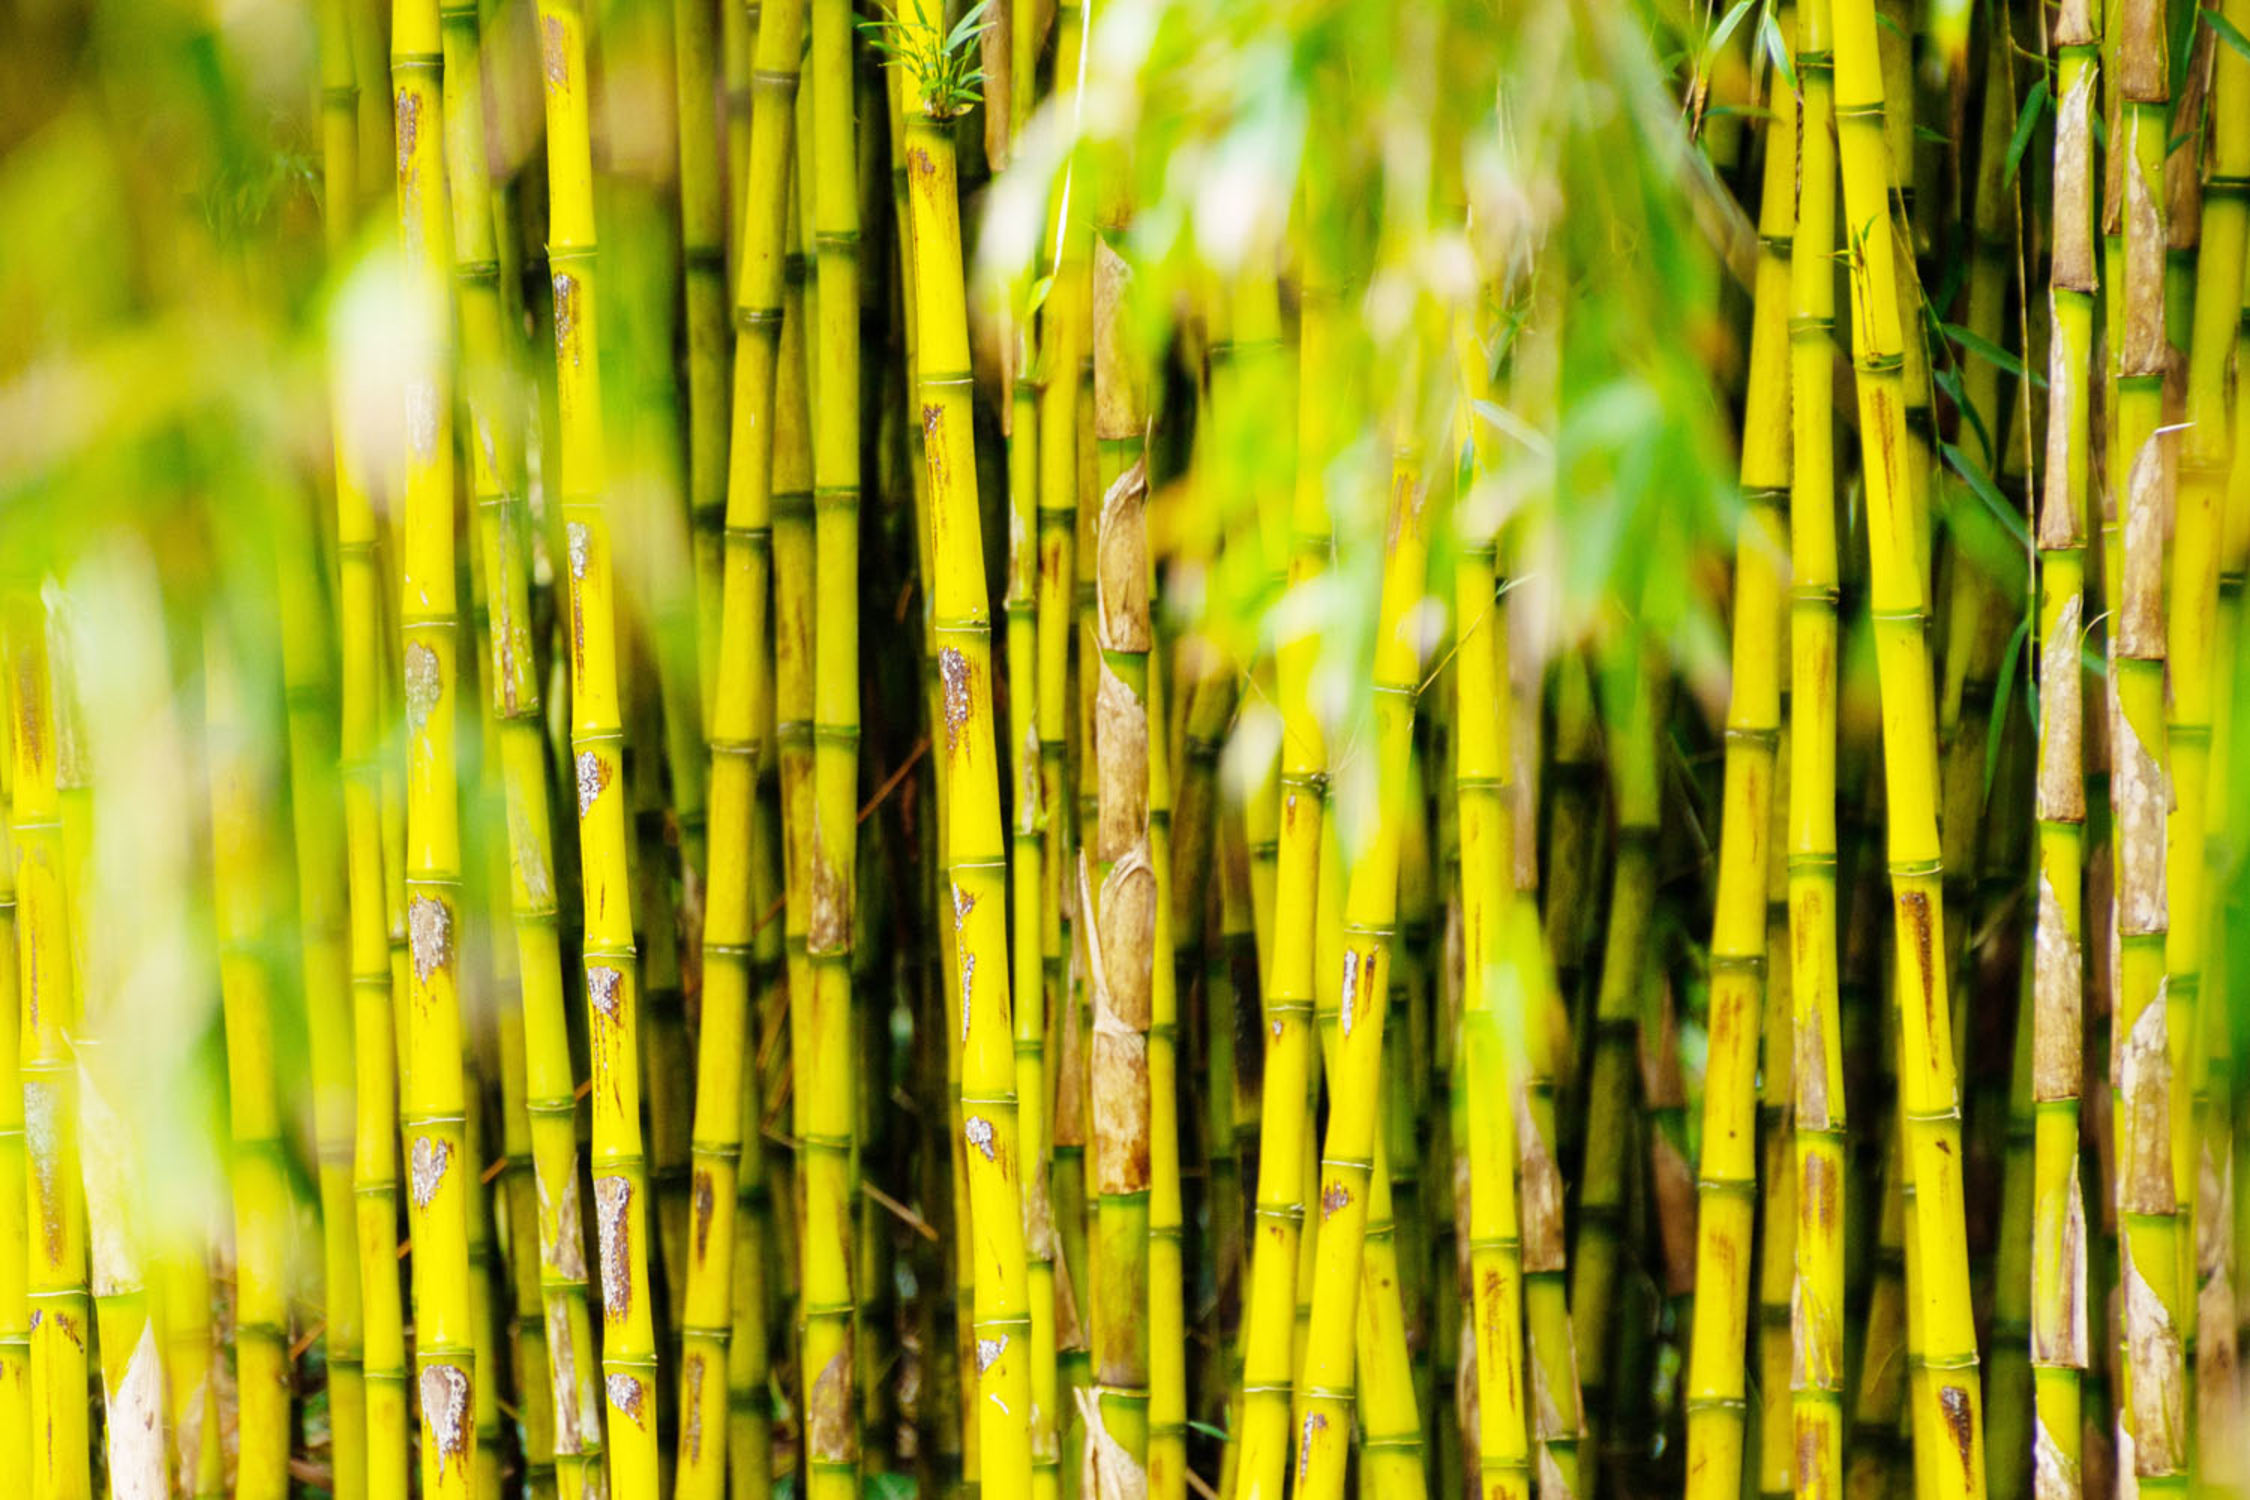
[6,0,2250,1491]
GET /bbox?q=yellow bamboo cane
[0,647,25,1471]
[11,595,91,1500]
[679,0,803,1487]
[310,2,371,1482]
[203,626,297,1500]
[1682,34,1792,1497]
[1787,0,1847,1488]
[1832,0,1988,1488]
[1454,309,1530,1500]
[890,5,1038,1491]
[534,0,663,1483]
[1232,172,1335,1500]
[1289,454,1430,1500]
[801,0,864,1483]
[391,0,484,1490]
[454,8,606,1493]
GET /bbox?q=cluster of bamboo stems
[17,0,2250,1494]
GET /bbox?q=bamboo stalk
[890,8,1038,1492]
[675,0,730,720]
[337,243,412,1500]
[1230,164,1336,1500]
[278,494,367,1500]
[1832,0,1989,1487]
[534,0,664,1482]
[309,2,371,1483]
[2111,0,2190,1489]
[801,0,865,1480]
[1289,453,1430,1500]
[1787,0,1847,1488]
[2172,0,2250,1479]
[0,637,25,1476]
[203,627,296,1500]
[2033,0,2100,1491]
[1570,641,1659,1430]
[1681,31,1793,1494]
[1454,311,1530,1500]
[10,595,91,1500]
[1035,4,1092,1489]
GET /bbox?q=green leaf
[2003,75,2050,186]
[1875,6,1908,38]
[1188,1420,1232,1443]
[1932,366,1994,470]
[2208,7,2250,64]
[1703,0,1757,66]
[1940,320,2040,387]
[945,0,994,54]
[1940,440,2031,549]
[869,1474,918,1500]
[1760,9,1797,90]
[1986,613,2029,802]
[1914,124,1952,145]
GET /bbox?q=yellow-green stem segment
[1832,0,1989,1489]
[892,10,1039,1492]
[1289,457,1430,1500]
[1683,34,1792,1498]
[534,0,663,1485]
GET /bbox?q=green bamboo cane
[2172,0,2250,1468]
[2031,0,2099,1490]
[309,3,371,1482]
[676,0,731,720]
[1035,4,1093,1487]
[278,496,367,1500]
[1569,641,1659,1431]
[2112,0,2190,1488]
[204,627,297,1500]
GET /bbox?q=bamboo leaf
[1760,7,1796,89]
[1703,0,1757,67]
[1914,124,1951,144]
[945,0,994,55]
[1931,366,1995,470]
[1941,439,2031,549]
[1188,1420,1232,1442]
[1986,613,2029,802]
[1940,320,2041,387]
[2003,75,2050,186]
[2208,7,2250,62]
